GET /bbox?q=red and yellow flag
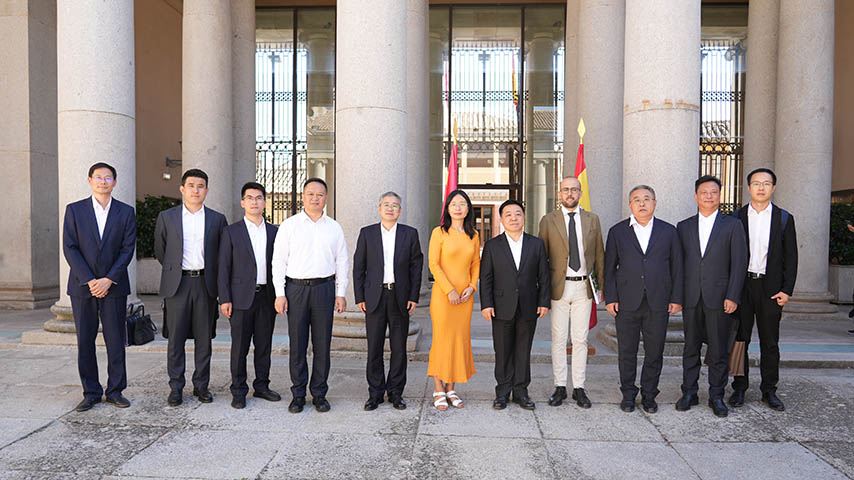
[441,120,459,225]
[574,118,597,329]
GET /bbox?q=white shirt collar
[92,195,111,212]
[748,202,772,216]
[299,210,327,224]
[182,204,204,216]
[244,216,265,230]
[699,209,718,221]
[561,205,582,216]
[629,214,654,228]
[505,232,524,245]
[381,222,398,234]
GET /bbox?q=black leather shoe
[729,389,746,408]
[620,399,635,412]
[253,390,282,402]
[675,393,699,411]
[231,395,246,409]
[641,398,658,414]
[105,395,130,408]
[709,398,729,417]
[364,397,381,411]
[192,388,213,403]
[762,392,785,411]
[513,395,536,410]
[288,396,305,413]
[75,397,101,412]
[493,396,508,410]
[167,391,183,407]
[389,394,406,410]
[312,396,331,412]
[572,388,592,408]
[548,386,567,407]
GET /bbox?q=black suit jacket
[677,212,748,310]
[154,205,227,299]
[218,219,277,310]
[479,232,551,321]
[732,204,798,297]
[604,217,684,311]
[353,223,424,315]
[62,197,136,298]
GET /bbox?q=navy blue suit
[63,197,136,400]
[605,217,682,401]
[218,219,278,397]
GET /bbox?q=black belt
[182,269,204,277]
[382,283,395,290]
[286,275,334,287]
[566,275,587,281]
[255,284,266,292]
[747,272,765,279]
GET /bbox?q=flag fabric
[574,119,597,329]
[511,56,519,109]
[441,122,459,224]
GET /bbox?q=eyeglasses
[749,182,774,189]
[243,195,265,202]
[560,187,582,194]
[448,202,467,209]
[92,176,114,183]
[381,203,401,210]
[630,197,654,204]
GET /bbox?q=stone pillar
[742,0,779,204]
[774,0,835,313]
[183,0,233,220]
[232,0,255,220]
[524,32,556,232]
[0,0,58,309]
[622,0,700,224]
[577,0,625,235]
[562,0,580,177]
[305,32,335,214]
[50,0,137,330]
[427,30,445,230]
[407,0,430,262]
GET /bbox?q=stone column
[427,30,445,230]
[773,0,835,313]
[232,0,256,219]
[622,0,700,224]
[524,32,556,232]
[305,32,335,214]
[742,0,779,204]
[183,0,233,220]
[0,0,58,309]
[577,0,625,235]
[563,0,580,177]
[50,0,137,330]
[407,0,430,260]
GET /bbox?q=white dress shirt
[181,205,206,270]
[91,196,111,240]
[561,205,587,276]
[244,217,268,285]
[381,222,397,284]
[747,202,773,274]
[629,215,654,254]
[506,232,524,270]
[272,211,350,297]
[698,209,718,257]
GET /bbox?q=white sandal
[446,390,464,408]
[432,391,448,411]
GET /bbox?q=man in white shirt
[218,182,281,409]
[353,192,423,411]
[604,185,683,414]
[272,178,349,413]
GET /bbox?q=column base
[0,284,58,310]
[598,312,689,357]
[45,301,75,333]
[784,291,837,313]
[331,311,421,352]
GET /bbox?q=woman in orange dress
[427,189,480,410]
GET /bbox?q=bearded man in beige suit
[538,176,605,408]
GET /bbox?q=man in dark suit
[218,182,281,409]
[353,191,423,411]
[481,200,550,411]
[155,168,227,407]
[605,185,683,414]
[676,175,748,417]
[729,168,798,411]
[63,162,136,412]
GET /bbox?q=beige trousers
[550,279,592,388]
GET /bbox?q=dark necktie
[568,212,580,271]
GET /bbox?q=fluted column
[622,0,700,224]
[51,0,137,330]
[407,0,430,268]
[774,0,835,313]
[563,0,580,178]
[231,0,256,219]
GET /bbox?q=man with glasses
[353,192,423,411]
[728,168,797,411]
[63,163,136,412]
[218,182,281,409]
[538,176,605,409]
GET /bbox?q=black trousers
[732,278,783,394]
[365,288,409,400]
[682,295,733,400]
[70,295,127,399]
[286,280,334,398]
[615,295,668,401]
[230,289,276,397]
[164,275,215,392]
[491,304,537,399]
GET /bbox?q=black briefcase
[126,304,157,346]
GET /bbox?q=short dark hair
[499,199,525,216]
[303,177,327,192]
[182,168,209,186]
[695,175,721,192]
[747,168,777,185]
[88,162,116,179]
[241,182,266,198]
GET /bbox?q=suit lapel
[688,215,701,258]
[392,224,404,268]
[85,197,103,250]
[626,220,644,256]
[497,233,518,274]
[580,209,593,255]
[101,199,120,248]
[203,206,214,258]
[551,209,568,256]
[237,220,256,268]
[768,204,780,260]
[265,222,276,267]
[703,212,724,259]
[517,233,533,273]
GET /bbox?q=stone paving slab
[645,403,791,443]
[534,402,665,442]
[802,441,854,478]
[411,435,553,479]
[545,440,700,480]
[672,442,848,480]
[0,418,53,450]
